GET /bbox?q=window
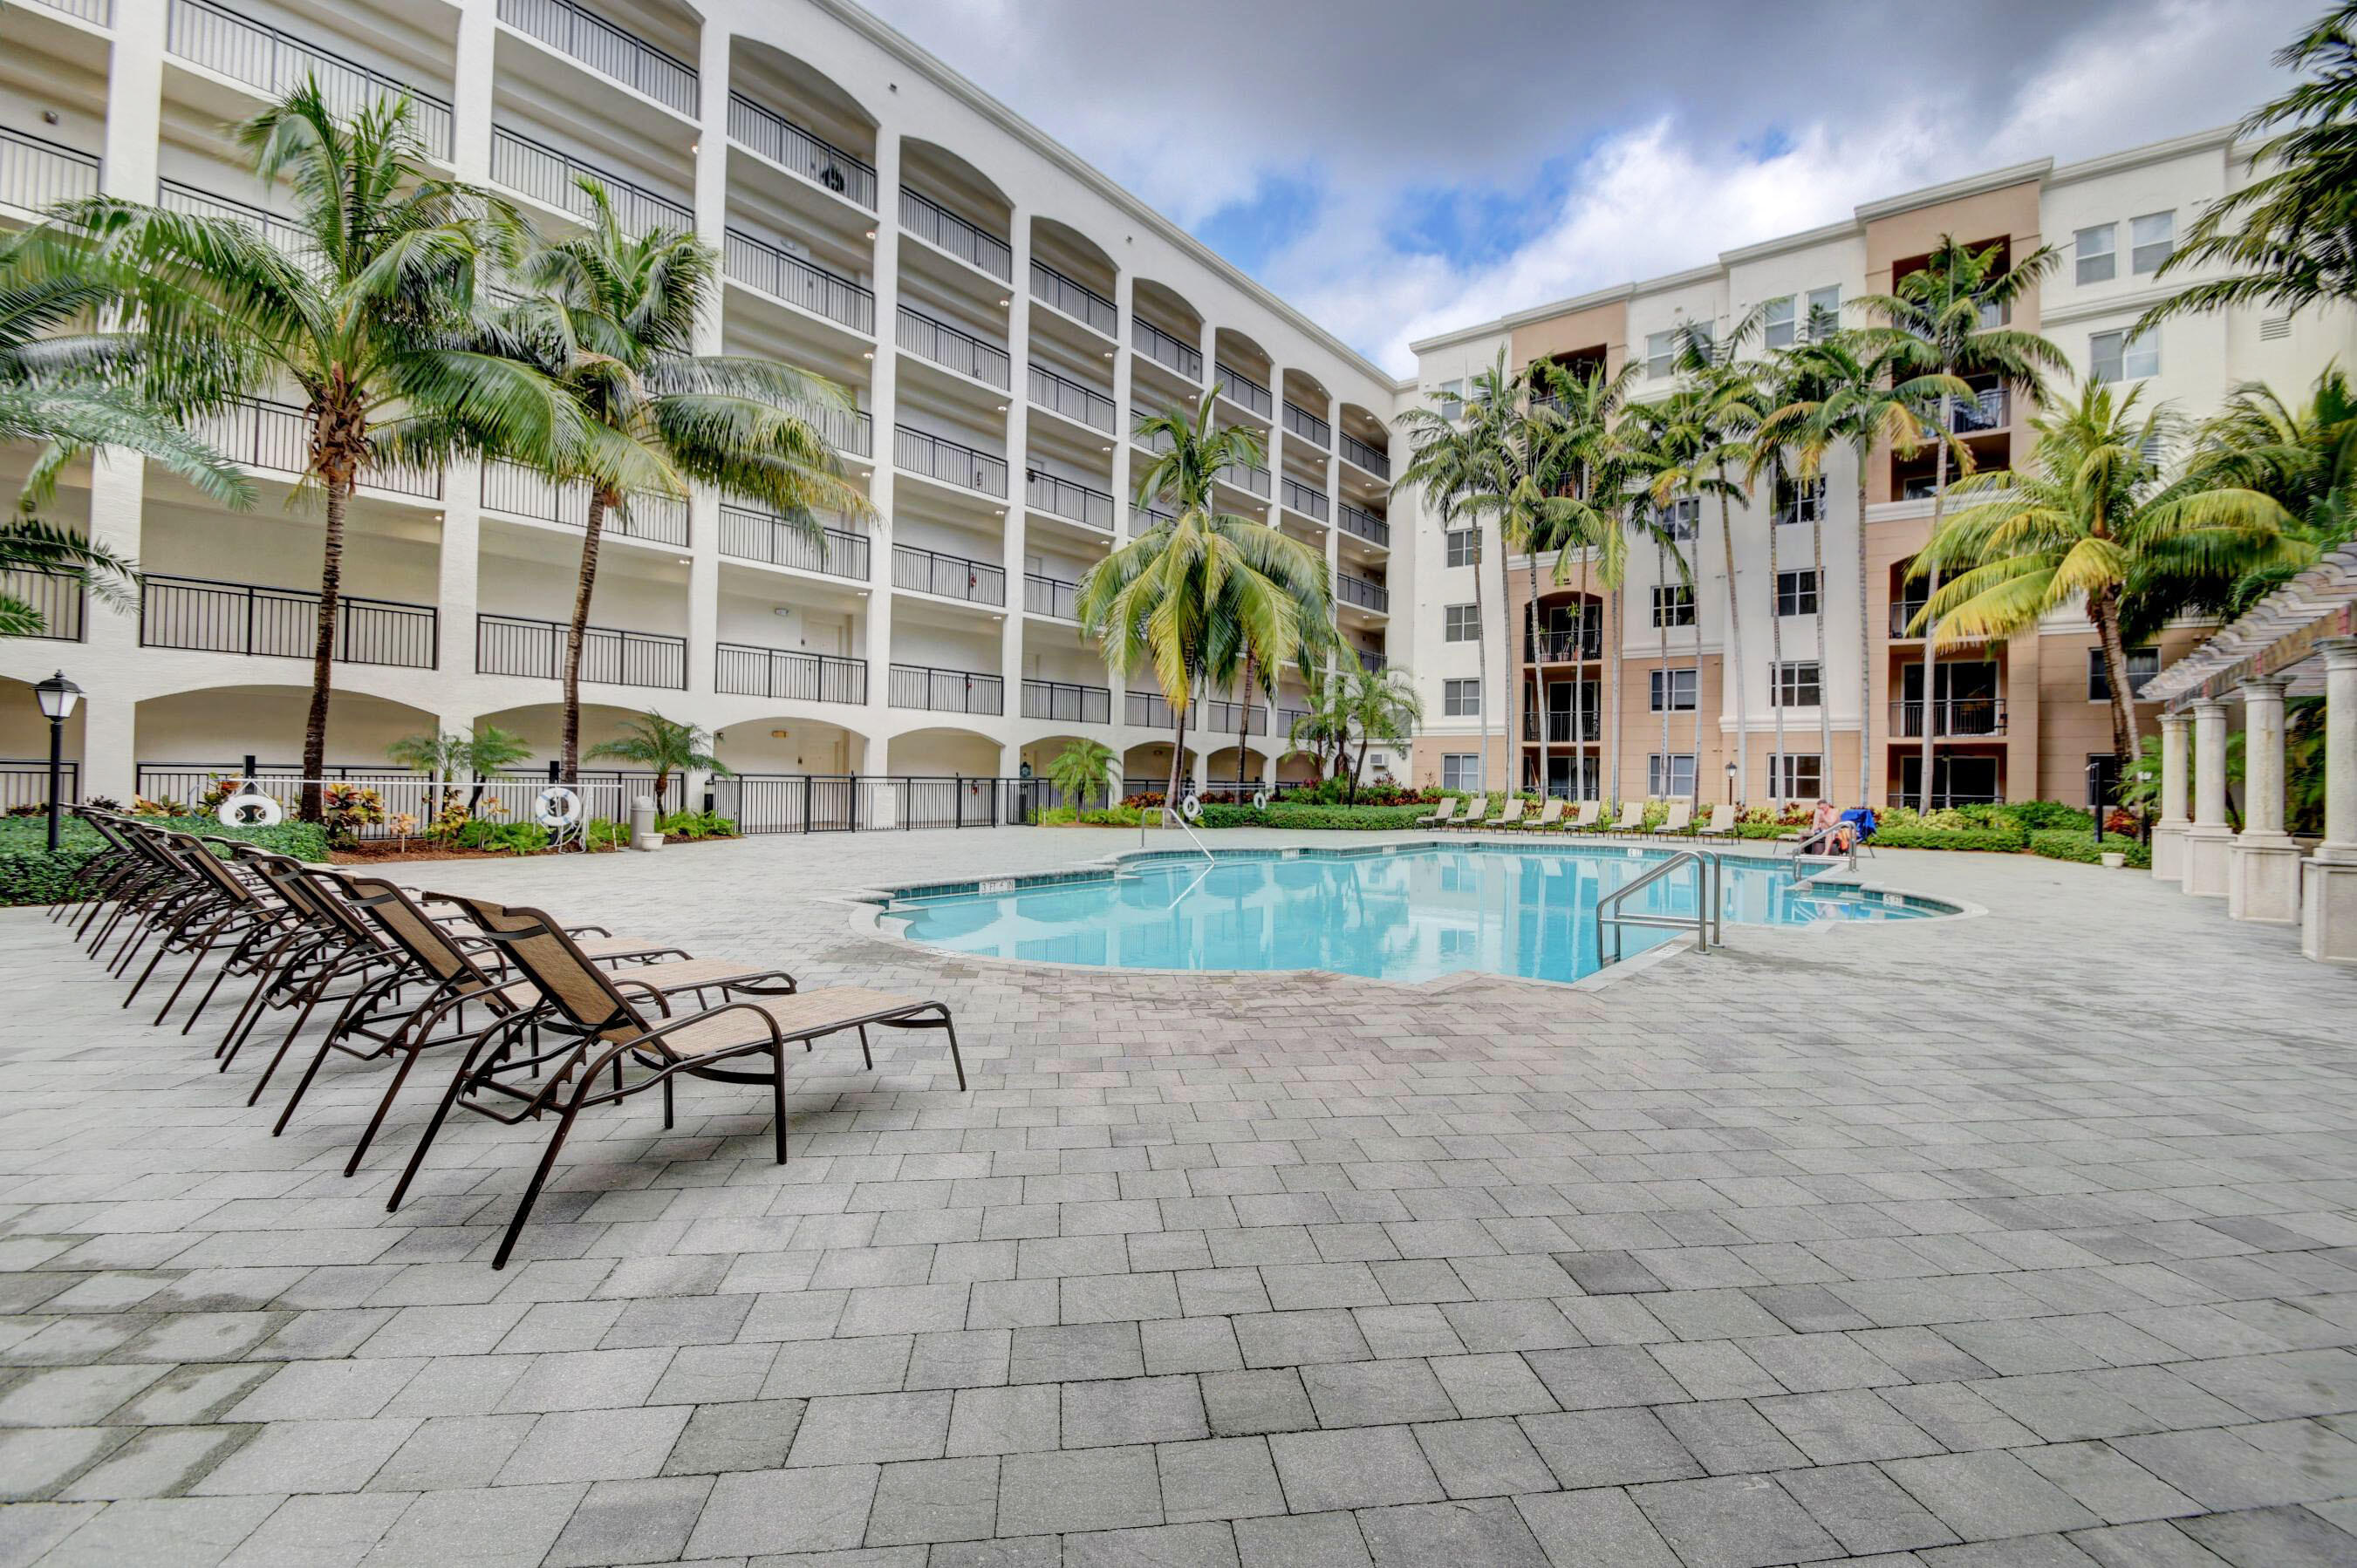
[1773,661,1822,707]
[2087,646,2162,701]
[1651,584,1695,628]
[2090,328,2159,383]
[1444,603,1480,642]
[1436,379,1463,419]
[1774,753,1824,799]
[1775,569,1819,617]
[2131,210,2175,274]
[1648,753,1697,798]
[1805,285,1841,339]
[2074,223,2116,285]
[1645,330,1677,378]
[1655,497,1699,540]
[1650,667,1698,712]
[1441,753,1479,792]
[1773,474,1825,525]
[1763,295,1796,350]
[1445,528,1479,568]
[1444,678,1481,716]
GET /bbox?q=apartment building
[1397,128,2357,809]
[0,0,1397,808]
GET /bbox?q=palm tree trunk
[1657,542,1670,797]
[1609,585,1623,803]
[298,474,352,824]
[1575,551,1591,801]
[1917,413,1950,812]
[1690,548,1704,807]
[1855,468,1873,807]
[1471,520,1491,798]
[1814,494,1831,804]
[1527,552,1547,797]
[1235,658,1254,790]
[2093,588,2142,780]
[1168,706,1189,813]
[1718,485,1747,806]
[562,491,611,783]
[1768,481,1786,808]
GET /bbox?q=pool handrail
[1595,848,1724,966]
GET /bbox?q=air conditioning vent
[2260,315,2292,341]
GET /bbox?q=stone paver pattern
[2,825,2355,1566]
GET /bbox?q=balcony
[1028,364,1115,433]
[1277,705,1313,739]
[1946,386,2009,434]
[1133,504,1176,531]
[496,0,697,117]
[158,181,310,267]
[1026,469,1114,530]
[1216,460,1271,500]
[892,542,1005,605]
[1213,363,1272,419]
[24,0,110,21]
[1282,401,1330,448]
[167,0,453,159]
[1889,697,2008,739]
[1132,318,1201,380]
[1023,571,1081,620]
[1125,691,1265,733]
[1029,259,1115,337]
[1340,433,1390,480]
[727,91,874,209]
[142,573,437,668]
[481,460,688,546]
[1522,710,1602,743]
[1279,475,1329,522]
[1357,649,1387,673]
[1890,600,1930,637]
[890,662,1003,715]
[195,397,441,500]
[714,642,866,705]
[718,504,870,580]
[898,305,1010,388]
[1022,678,1110,725]
[1525,624,1602,662]
[1337,503,1389,549]
[0,126,98,218]
[476,611,686,689]
[899,187,1011,282]
[3,568,85,642]
[1336,573,1389,614]
[723,228,875,335]
[788,398,871,459]
[490,126,690,235]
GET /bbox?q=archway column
[2303,637,2357,963]
[2150,709,2190,881]
[2230,677,2299,924]
[2183,699,2234,896]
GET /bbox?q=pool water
[880,843,1950,986]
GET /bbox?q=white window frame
[2130,210,2175,275]
[1443,678,1480,717]
[1650,667,1698,712]
[1656,497,1699,541]
[1441,753,1479,792]
[1444,528,1478,568]
[2090,328,2159,384]
[1773,661,1822,708]
[1651,583,1695,628]
[1774,569,1819,617]
[1805,285,1840,339]
[1444,603,1480,643]
[2087,646,2162,702]
[1762,295,1795,351]
[1645,330,1677,379]
[1648,753,1697,798]
[2074,222,2116,285]
[1774,753,1824,799]
[1436,379,1463,419]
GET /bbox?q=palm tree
[2163,367,2357,626]
[504,181,867,782]
[1335,662,1424,801]
[586,710,729,813]
[1856,236,2063,810]
[1078,387,1329,808]
[1528,358,1636,803]
[387,722,531,813]
[1287,664,1355,781]
[1042,738,1113,811]
[1661,316,1765,803]
[56,86,629,821]
[1399,356,1514,795]
[1913,380,2313,775]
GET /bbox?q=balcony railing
[1021,678,1110,725]
[480,460,688,545]
[2,568,85,642]
[897,304,1009,388]
[1277,705,1313,738]
[1213,363,1272,419]
[1133,504,1177,531]
[1125,691,1265,733]
[0,126,98,215]
[726,92,875,209]
[1946,386,2010,434]
[1279,475,1329,522]
[1340,433,1390,480]
[890,662,1002,714]
[144,573,437,668]
[783,397,871,458]
[158,180,311,267]
[1028,364,1115,433]
[1525,624,1602,662]
[1337,502,1390,549]
[1356,648,1387,672]
[490,126,690,235]
[476,611,685,689]
[724,228,875,335]
[1282,401,1330,447]
[1024,572,1081,620]
[1216,460,1271,499]
[894,426,1008,497]
[899,187,1011,282]
[714,642,866,705]
[496,0,697,116]
[1336,573,1389,613]
[1026,469,1114,529]
[192,396,441,500]
[1029,259,1116,337]
[167,0,453,158]
[892,542,1005,604]
[1891,601,1930,637]
[717,504,870,580]
[1890,697,2008,738]
[1132,317,1201,380]
[1522,709,1602,742]
[24,0,112,22]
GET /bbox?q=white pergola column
[2302,637,2357,963]
[2183,699,2233,896]
[2230,677,2300,924]
[2150,709,2190,881]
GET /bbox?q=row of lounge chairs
[47,808,962,1269]
[1417,794,1742,839]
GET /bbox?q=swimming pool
[872,842,1956,986]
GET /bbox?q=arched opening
[131,684,441,808]
[887,726,1002,778]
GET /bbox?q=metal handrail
[1595,849,1723,966]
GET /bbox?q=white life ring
[533,786,583,828]
[216,784,282,828]
[1251,788,1270,810]
[1178,792,1202,821]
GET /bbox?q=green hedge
[1193,802,1436,831]
[0,815,331,906]
[1872,821,2026,853]
[2028,828,2152,869]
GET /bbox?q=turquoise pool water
[880,843,1951,986]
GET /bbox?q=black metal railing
[1133,504,1176,531]
[142,573,438,668]
[0,126,99,215]
[1336,573,1389,612]
[1217,460,1271,498]
[1340,432,1390,479]
[1522,710,1602,742]
[496,0,697,116]
[1024,572,1081,620]
[490,126,690,235]
[897,304,1010,387]
[899,187,1012,281]
[789,397,872,457]
[1890,601,1930,636]
[892,542,1005,604]
[894,425,1008,496]
[1277,706,1314,738]
[1026,469,1114,529]
[1356,648,1387,672]
[167,0,453,157]
[717,504,870,579]
[476,612,686,689]
[192,395,442,500]
[1525,624,1602,661]
[1029,258,1116,336]
[889,662,1002,714]
[726,91,874,208]
[3,568,85,642]
[0,760,78,815]
[1337,502,1389,549]
[1028,363,1116,432]
[1889,698,2007,738]
[1947,386,2009,434]
[714,642,866,705]
[1280,475,1329,522]
[1213,362,1272,418]
[1021,678,1110,724]
[480,460,688,544]
[1124,691,1266,733]
[1283,400,1330,447]
[723,227,875,334]
[1132,317,1201,379]
[158,180,311,266]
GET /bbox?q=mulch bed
[330,835,738,863]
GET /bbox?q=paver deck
[2,827,2354,1566]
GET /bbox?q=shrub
[452,820,551,855]
[1872,820,2026,852]
[1998,799,2094,832]
[0,815,329,906]
[1189,802,1433,831]
[584,818,630,852]
[2029,828,2152,869]
[657,809,738,840]
[1083,805,1146,827]
[320,783,387,848]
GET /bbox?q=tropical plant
[1329,662,1425,802]
[1078,386,1330,808]
[1527,358,1636,802]
[1286,664,1355,781]
[1042,738,1114,807]
[386,723,532,812]
[502,181,869,781]
[585,710,729,813]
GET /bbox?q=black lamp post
[32,670,81,852]
[1723,758,1737,804]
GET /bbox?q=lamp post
[1723,758,1736,804]
[32,671,82,852]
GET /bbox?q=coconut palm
[1855,236,2064,810]
[1286,664,1355,781]
[1042,738,1113,810]
[2162,367,2357,626]
[586,710,729,813]
[502,181,868,782]
[1333,661,1424,802]
[386,722,531,813]
[1398,358,1515,794]
[1912,379,2313,775]
[1527,358,1636,801]
[1078,386,1329,809]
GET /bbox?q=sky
[857,0,2316,378]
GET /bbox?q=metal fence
[142,574,439,668]
[1021,678,1110,725]
[130,767,632,838]
[1132,317,1201,380]
[2,569,85,642]
[1025,468,1114,528]
[0,760,78,814]
[895,425,1008,497]
[167,0,453,158]
[1029,259,1116,336]
[1023,573,1081,620]
[724,228,875,334]
[717,505,871,579]
[496,0,697,116]
[480,460,689,545]
[899,187,1012,281]
[0,126,99,215]
[475,613,687,689]
[897,305,1011,388]
[191,396,442,499]
[714,774,1100,834]
[714,642,867,705]
[726,92,875,209]
[490,126,691,235]
[892,542,1005,604]
[889,663,1004,715]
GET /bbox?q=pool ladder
[1595,849,1725,967]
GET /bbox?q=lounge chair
[1517,799,1568,831]
[1452,797,1494,831]
[1478,798,1528,833]
[1417,796,1461,828]
[1695,803,1737,839]
[1567,801,1602,832]
[1652,801,1695,836]
[1597,801,1645,835]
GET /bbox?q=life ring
[1251,788,1270,810]
[1178,792,1202,821]
[533,786,583,828]
[216,784,282,828]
